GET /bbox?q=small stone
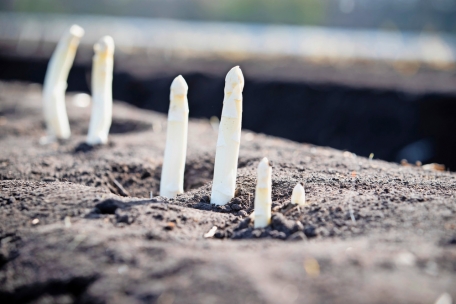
[317,227,330,237]
[32,218,40,225]
[118,265,129,274]
[214,231,225,239]
[447,236,456,245]
[252,230,262,238]
[269,230,287,239]
[271,202,281,209]
[145,231,161,240]
[223,229,233,238]
[74,142,96,153]
[235,218,251,231]
[293,221,304,232]
[304,225,317,238]
[231,204,241,211]
[140,171,151,179]
[194,203,212,211]
[234,187,244,197]
[231,197,242,204]
[271,213,295,234]
[271,213,286,225]
[288,231,306,241]
[272,206,281,212]
[231,228,253,239]
[164,222,175,230]
[95,199,126,215]
[238,210,248,217]
[116,212,132,224]
[217,205,231,213]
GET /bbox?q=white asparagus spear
[159,75,189,198]
[43,25,84,139]
[210,66,244,205]
[291,183,305,206]
[254,157,272,228]
[86,36,115,145]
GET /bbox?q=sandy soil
[0,82,455,303]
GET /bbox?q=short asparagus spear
[291,183,305,206]
[87,36,115,145]
[160,75,189,198]
[43,25,84,139]
[254,157,272,228]
[210,66,244,205]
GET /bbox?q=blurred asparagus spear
[87,36,115,145]
[43,25,84,140]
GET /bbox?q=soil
[2,55,456,170]
[0,81,455,303]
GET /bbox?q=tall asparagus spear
[43,25,84,139]
[160,75,189,198]
[254,157,272,228]
[87,36,115,145]
[210,66,244,205]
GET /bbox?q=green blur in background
[1,0,327,25]
[1,0,456,33]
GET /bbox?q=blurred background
[0,0,456,168]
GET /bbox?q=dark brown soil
[0,82,455,303]
[3,54,456,170]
